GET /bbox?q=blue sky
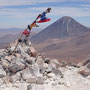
[0,0,90,29]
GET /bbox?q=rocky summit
[0,40,90,90]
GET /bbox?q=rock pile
[0,41,63,87]
[0,41,90,90]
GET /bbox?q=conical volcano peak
[61,16,72,19]
[58,16,74,23]
[31,16,90,43]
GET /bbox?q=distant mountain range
[0,28,37,48]
[31,16,90,62]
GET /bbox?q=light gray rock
[32,63,42,77]
[36,56,44,65]
[52,68,63,78]
[10,72,21,83]
[26,77,37,83]
[36,56,44,72]
[29,57,36,64]
[10,46,15,52]
[16,57,25,65]
[18,44,30,58]
[27,84,32,90]
[5,56,12,63]
[22,67,34,81]
[47,73,56,78]
[45,64,53,74]
[0,66,6,78]
[36,77,44,84]
[8,61,25,73]
[0,79,3,86]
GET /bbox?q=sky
[0,0,90,29]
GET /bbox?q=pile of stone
[0,41,63,86]
[0,41,90,90]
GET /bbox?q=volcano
[31,16,90,43]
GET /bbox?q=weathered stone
[10,72,21,83]
[52,68,63,78]
[16,57,25,65]
[25,59,33,65]
[32,63,42,77]
[36,77,44,84]
[47,73,56,78]
[39,66,46,75]
[0,79,3,86]
[87,62,90,69]
[22,67,34,81]
[61,60,67,67]
[26,77,37,83]
[27,84,32,90]
[18,44,30,58]
[1,59,9,68]
[30,46,37,57]
[83,59,90,66]
[78,70,90,77]
[23,46,30,54]
[36,56,44,65]
[45,64,53,74]
[0,66,6,78]
[41,53,46,60]
[9,46,15,52]
[15,53,21,58]
[30,57,36,63]
[2,76,11,84]
[8,61,25,73]
[69,62,79,68]
[5,56,12,63]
